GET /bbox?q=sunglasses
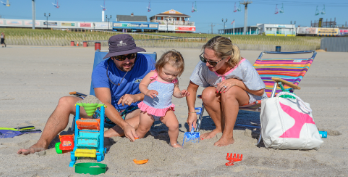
[112,53,137,61]
[199,53,224,67]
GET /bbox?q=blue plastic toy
[182,125,200,146]
[69,103,106,167]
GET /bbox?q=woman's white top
[190,58,267,103]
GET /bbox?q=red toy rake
[225,153,243,166]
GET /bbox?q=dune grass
[0,28,321,51]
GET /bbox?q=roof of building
[117,14,147,22]
[150,9,190,18]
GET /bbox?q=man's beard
[117,62,134,72]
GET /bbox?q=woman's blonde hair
[155,50,185,76]
[202,36,242,67]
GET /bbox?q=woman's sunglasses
[199,53,224,67]
[112,53,137,61]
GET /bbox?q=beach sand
[0,45,347,176]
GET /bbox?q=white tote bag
[260,92,323,150]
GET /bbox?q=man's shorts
[92,105,139,128]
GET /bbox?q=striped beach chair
[195,50,317,131]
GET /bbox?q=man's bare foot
[171,142,183,148]
[200,129,221,140]
[17,143,46,155]
[214,136,234,147]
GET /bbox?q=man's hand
[123,123,138,142]
[145,90,158,98]
[118,94,138,106]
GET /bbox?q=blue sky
[0,0,347,33]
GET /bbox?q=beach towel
[0,130,42,138]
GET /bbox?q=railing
[150,20,195,26]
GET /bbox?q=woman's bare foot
[171,142,183,148]
[214,136,235,147]
[17,143,46,155]
[200,129,221,140]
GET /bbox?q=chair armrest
[272,77,301,90]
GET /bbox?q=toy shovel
[182,125,200,146]
[0,126,35,131]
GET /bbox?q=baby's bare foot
[171,142,183,148]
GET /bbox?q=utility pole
[210,23,215,34]
[240,1,252,35]
[32,0,35,29]
[222,18,227,35]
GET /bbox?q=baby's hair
[155,50,185,76]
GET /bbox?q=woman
[186,36,266,147]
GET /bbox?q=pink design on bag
[279,102,315,138]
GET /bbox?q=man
[18,34,155,155]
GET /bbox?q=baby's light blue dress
[138,70,177,117]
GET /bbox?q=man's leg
[200,87,222,140]
[104,109,141,137]
[17,96,87,155]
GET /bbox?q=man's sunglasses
[112,53,137,61]
[199,53,224,67]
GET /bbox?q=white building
[257,24,296,36]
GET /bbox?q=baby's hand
[146,90,158,98]
[180,90,190,97]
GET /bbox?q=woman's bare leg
[135,111,154,138]
[161,110,181,148]
[214,86,249,147]
[200,87,222,140]
[17,96,87,155]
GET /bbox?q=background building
[149,9,196,33]
[113,13,158,32]
[258,24,296,36]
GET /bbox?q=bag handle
[276,92,312,114]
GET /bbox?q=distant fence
[321,37,348,52]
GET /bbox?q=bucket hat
[103,34,146,59]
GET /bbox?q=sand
[0,45,347,176]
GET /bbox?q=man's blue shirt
[92,53,155,110]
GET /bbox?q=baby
[136,50,189,148]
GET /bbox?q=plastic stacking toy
[69,102,106,167]
[133,159,149,165]
[75,162,107,175]
[55,135,74,154]
[225,153,243,166]
[182,125,200,146]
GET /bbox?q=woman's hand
[145,90,158,98]
[187,113,197,131]
[216,78,241,93]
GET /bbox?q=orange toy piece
[225,153,243,166]
[76,118,100,130]
[133,159,149,165]
[59,135,74,151]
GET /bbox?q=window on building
[157,17,161,20]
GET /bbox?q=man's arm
[94,87,129,130]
